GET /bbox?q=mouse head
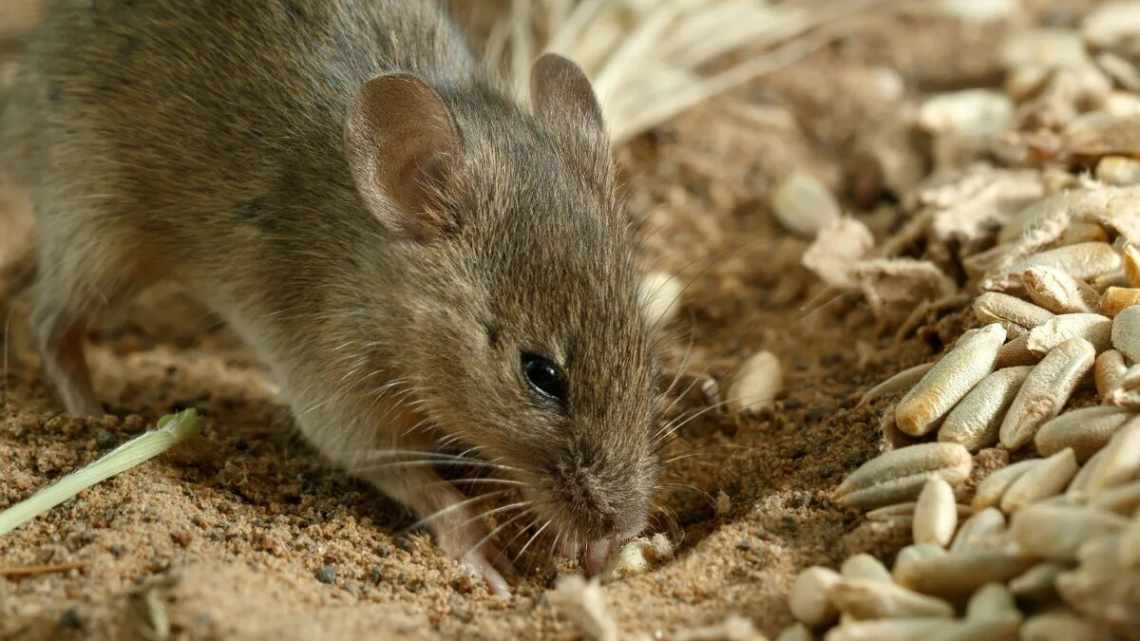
[344,54,664,569]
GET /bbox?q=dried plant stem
[0,561,87,578]
[0,409,201,536]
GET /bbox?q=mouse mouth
[570,537,615,577]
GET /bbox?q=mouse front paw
[432,522,516,598]
[458,545,515,598]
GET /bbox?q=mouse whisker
[455,498,534,530]
[425,477,526,489]
[490,513,541,566]
[513,518,552,566]
[398,416,435,440]
[402,490,517,533]
[660,451,714,466]
[354,448,495,464]
[657,307,698,400]
[651,398,735,449]
[654,481,716,506]
[348,460,519,475]
[657,372,703,426]
[462,510,532,562]
[548,529,563,564]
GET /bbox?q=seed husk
[1067,446,1109,498]
[1086,416,1140,492]
[1124,241,1140,286]
[1022,265,1098,314]
[1000,448,1079,513]
[1089,479,1140,515]
[1011,503,1129,561]
[1009,562,1065,604]
[835,443,974,510]
[1096,154,1140,185]
[985,242,1123,291]
[822,619,954,641]
[896,325,1007,436]
[1106,363,1140,409]
[1026,313,1113,354]
[867,503,973,523]
[1019,610,1110,641]
[726,351,783,415]
[892,549,1036,599]
[923,617,1020,641]
[790,566,842,627]
[893,544,946,573]
[950,508,1006,553]
[999,337,1096,450]
[771,171,842,238]
[914,476,957,547]
[548,576,618,641]
[939,366,1032,451]
[965,582,1018,621]
[973,460,1041,510]
[1112,305,1140,361]
[860,362,934,408]
[1055,534,1140,634]
[841,554,892,583]
[638,271,683,327]
[1092,268,1129,292]
[993,335,1039,368]
[828,579,955,620]
[972,294,1053,332]
[1034,405,1132,461]
[1122,518,1140,567]
[1100,286,1140,317]
[776,623,813,641]
[867,502,919,522]
[1094,349,1128,399]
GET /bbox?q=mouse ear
[530,53,610,173]
[344,73,462,241]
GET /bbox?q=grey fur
[1,0,662,584]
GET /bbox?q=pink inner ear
[344,73,463,240]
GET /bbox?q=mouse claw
[457,536,517,599]
[460,547,514,599]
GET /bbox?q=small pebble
[58,608,84,631]
[317,564,337,584]
[94,429,117,449]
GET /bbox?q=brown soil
[0,3,1086,640]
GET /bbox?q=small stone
[57,608,84,631]
[94,429,117,449]
[317,564,337,584]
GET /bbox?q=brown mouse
[1,0,664,595]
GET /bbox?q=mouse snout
[547,443,653,543]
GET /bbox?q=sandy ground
[0,2,1092,640]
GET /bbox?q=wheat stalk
[489,0,903,144]
[0,409,201,536]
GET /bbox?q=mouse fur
[1,0,663,594]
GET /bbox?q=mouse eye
[521,352,566,401]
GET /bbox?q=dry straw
[488,0,898,144]
[0,409,201,536]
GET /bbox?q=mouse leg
[31,300,102,416]
[30,224,154,417]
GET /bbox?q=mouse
[1,0,665,596]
